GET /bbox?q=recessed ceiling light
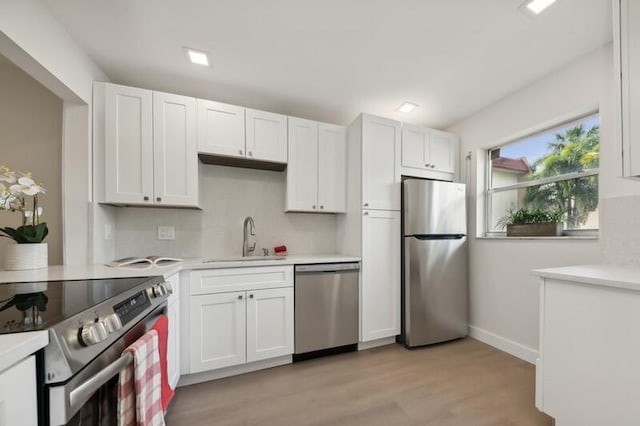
[397,102,418,113]
[184,48,210,66]
[522,0,557,15]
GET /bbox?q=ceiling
[43,0,612,128]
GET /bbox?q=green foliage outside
[497,207,564,229]
[523,124,599,228]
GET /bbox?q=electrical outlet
[104,224,113,240]
[157,226,176,240]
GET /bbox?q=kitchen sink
[202,256,287,263]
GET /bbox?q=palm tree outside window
[486,112,599,235]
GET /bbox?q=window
[487,112,599,235]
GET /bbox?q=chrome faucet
[242,216,257,257]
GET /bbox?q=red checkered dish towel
[118,329,166,426]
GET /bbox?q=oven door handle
[68,351,133,408]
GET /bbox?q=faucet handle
[249,242,256,252]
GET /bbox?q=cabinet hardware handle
[248,151,253,157]
[239,149,244,155]
[430,165,435,169]
[238,295,243,300]
[156,197,162,202]
[425,163,430,167]
[364,203,369,207]
[363,212,369,216]
[143,196,149,201]
[249,294,254,299]
[312,205,316,209]
[320,205,324,209]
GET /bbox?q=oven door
[47,304,167,426]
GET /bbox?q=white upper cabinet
[401,124,429,170]
[197,103,289,165]
[197,99,246,157]
[429,129,456,173]
[153,92,199,207]
[286,118,347,213]
[362,114,401,211]
[104,83,154,205]
[287,117,320,211]
[616,0,640,177]
[318,123,347,212]
[98,83,199,207]
[246,109,287,163]
[400,124,456,175]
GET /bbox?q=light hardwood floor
[166,338,553,425]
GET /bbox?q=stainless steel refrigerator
[400,178,468,348]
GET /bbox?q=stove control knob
[147,282,172,299]
[103,313,123,334]
[78,321,108,346]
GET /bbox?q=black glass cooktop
[0,277,152,333]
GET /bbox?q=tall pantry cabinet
[337,114,401,344]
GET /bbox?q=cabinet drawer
[190,266,293,295]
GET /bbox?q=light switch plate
[157,226,176,240]
[104,224,113,240]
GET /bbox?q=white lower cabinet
[361,210,401,342]
[0,356,38,426]
[246,287,294,363]
[187,266,294,375]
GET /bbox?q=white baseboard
[468,325,538,364]
[358,336,397,351]
[177,355,292,387]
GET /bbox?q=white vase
[4,243,48,270]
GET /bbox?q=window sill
[476,235,598,241]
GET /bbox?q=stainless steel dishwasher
[294,262,360,360]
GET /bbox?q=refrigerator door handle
[409,234,466,240]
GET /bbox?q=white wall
[447,45,618,358]
[0,0,112,265]
[0,61,63,264]
[113,165,338,259]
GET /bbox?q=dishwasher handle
[295,262,360,273]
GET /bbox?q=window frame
[485,111,600,237]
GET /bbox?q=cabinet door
[246,287,294,363]
[401,124,428,170]
[317,123,347,213]
[153,92,199,207]
[429,129,456,173]
[361,210,401,341]
[0,356,38,426]
[362,115,401,211]
[618,0,640,177]
[286,117,319,211]
[197,99,246,157]
[166,273,180,389]
[246,109,287,163]
[104,84,154,204]
[189,292,246,373]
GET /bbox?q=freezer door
[404,236,468,346]
[403,179,466,236]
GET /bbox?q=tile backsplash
[114,164,338,259]
[600,195,640,264]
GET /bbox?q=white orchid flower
[0,172,16,184]
[10,176,45,196]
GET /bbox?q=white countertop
[532,263,640,291]
[0,254,360,284]
[0,331,48,372]
[0,254,360,369]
